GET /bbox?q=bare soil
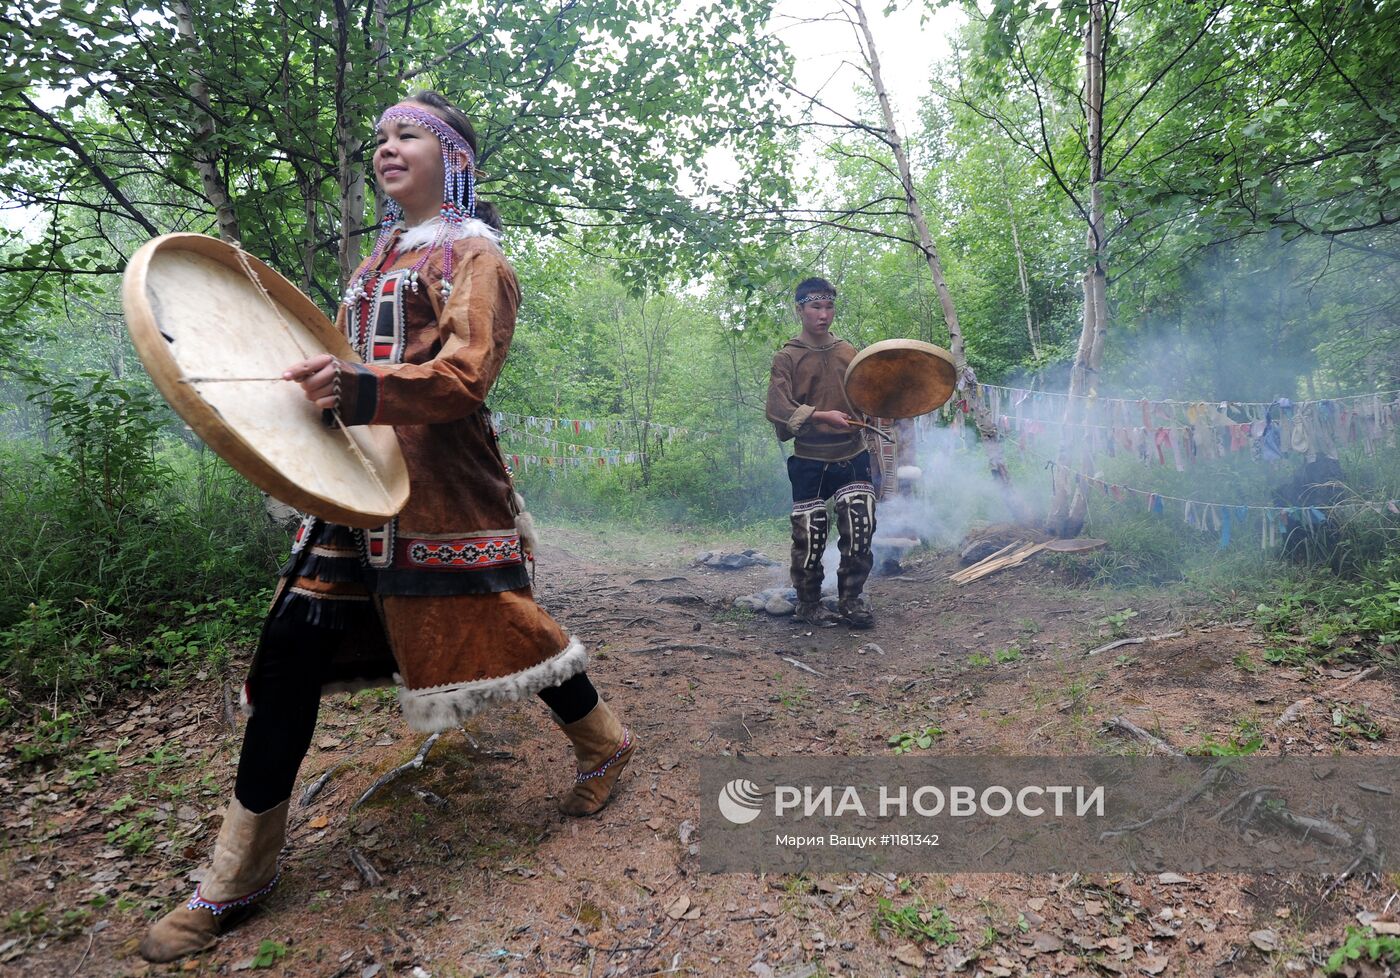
[4,524,1398,978]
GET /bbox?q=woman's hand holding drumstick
[283,353,340,409]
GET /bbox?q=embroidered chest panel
[347,268,413,365]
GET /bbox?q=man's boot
[557,700,636,817]
[834,482,877,629]
[790,499,832,623]
[139,798,289,963]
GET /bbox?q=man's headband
[796,291,836,306]
[376,104,475,168]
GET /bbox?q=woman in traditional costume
[140,92,635,963]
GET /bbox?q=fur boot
[139,798,289,963]
[556,701,635,817]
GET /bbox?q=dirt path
[3,525,1397,977]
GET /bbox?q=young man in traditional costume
[139,92,635,963]
[765,277,877,629]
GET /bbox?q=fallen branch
[1100,762,1232,839]
[639,643,740,657]
[1212,785,1282,824]
[300,761,349,808]
[1085,631,1184,656]
[1275,666,1382,729]
[1103,716,1181,755]
[348,848,383,887]
[351,732,441,811]
[1323,826,1379,899]
[1261,806,1355,849]
[780,656,827,678]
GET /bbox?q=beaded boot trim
[187,870,280,916]
[575,730,633,784]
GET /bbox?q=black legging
[234,614,599,814]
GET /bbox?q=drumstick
[179,376,288,383]
[846,418,895,443]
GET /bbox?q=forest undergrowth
[4,375,1399,776]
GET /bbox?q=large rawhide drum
[122,233,409,528]
[844,338,957,419]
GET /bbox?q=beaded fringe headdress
[350,103,477,302]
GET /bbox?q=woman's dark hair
[406,90,502,232]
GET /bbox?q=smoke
[871,422,1041,552]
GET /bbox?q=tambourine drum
[122,233,409,528]
[844,338,957,419]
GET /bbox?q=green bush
[0,372,283,722]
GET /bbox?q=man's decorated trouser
[833,481,876,608]
[789,499,829,605]
[786,454,877,607]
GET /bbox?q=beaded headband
[796,291,837,306]
[347,102,479,304]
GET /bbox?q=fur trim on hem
[398,637,588,732]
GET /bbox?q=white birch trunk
[334,1,366,290]
[996,155,1039,358]
[849,0,1019,503]
[1050,0,1107,537]
[173,0,240,243]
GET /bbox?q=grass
[1186,716,1264,757]
[871,896,959,946]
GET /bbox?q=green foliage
[3,0,796,293]
[1331,704,1384,745]
[1327,926,1400,974]
[1186,718,1264,757]
[0,368,281,724]
[14,710,78,764]
[889,726,944,753]
[994,644,1022,663]
[3,904,90,943]
[252,939,289,969]
[105,811,158,855]
[871,897,959,946]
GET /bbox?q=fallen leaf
[308,816,330,830]
[646,817,666,831]
[1140,956,1168,975]
[1027,932,1063,953]
[1086,899,1105,916]
[1250,929,1280,952]
[892,944,924,968]
[1100,936,1132,956]
[1027,897,1048,911]
[666,895,691,920]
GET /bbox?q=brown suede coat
[253,230,584,733]
[765,336,866,461]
